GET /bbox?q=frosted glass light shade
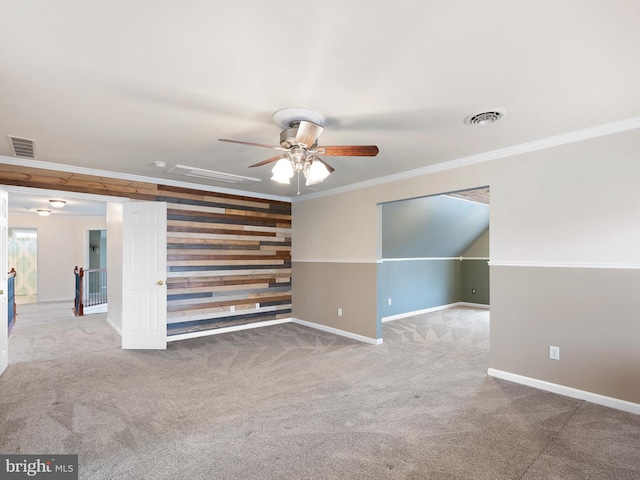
[271,158,294,184]
[305,159,330,186]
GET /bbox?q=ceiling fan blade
[248,154,284,168]
[219,138,281,149]
[320,145,379,157]
[316,157,335,173]
[295,121,324,147]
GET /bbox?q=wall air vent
[8,136,36,158]
[167,164,261,184]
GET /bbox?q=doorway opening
[377,186,490,330]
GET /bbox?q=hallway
[8,301,120,364]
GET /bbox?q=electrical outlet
[388,298,392,305]
[472,289,476,294]
[549,346,560,360]
[337,308,343,317]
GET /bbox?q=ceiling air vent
[8,136,36,158]
[464,109,507,126]
[167,164,261,184]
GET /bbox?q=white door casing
[0,188,8,375]
[122,201,167,349]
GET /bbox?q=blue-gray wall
[379,194,489,319]
[378,259,461,318]
[382,194,489,258]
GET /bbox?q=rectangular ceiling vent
[8,135,36,158]
[167,164,261,184]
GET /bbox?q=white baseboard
[458,302,490,309]
[381,302,489,322]
[167,318,292,342]
[487,368,640,416]
[106,317,122,337]
[292,318,383,345]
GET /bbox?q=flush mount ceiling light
[49,200,66,208]
[464,109,508,126]
[37,209,51,216]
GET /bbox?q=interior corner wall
[8,214,107,302]
[293,127,640,405]
[461,228,490,304]
[460,260,489,304]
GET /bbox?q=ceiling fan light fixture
[49,200,66,208]
[271,157,294,184]
[305,158,331,186]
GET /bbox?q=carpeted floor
[1,304,639,479]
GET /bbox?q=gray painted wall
[461,259,489,304]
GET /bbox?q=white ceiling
[6,187,107,217]
[1,1,640,199]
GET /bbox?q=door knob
[0,290,3,295]
[157,280,164,286]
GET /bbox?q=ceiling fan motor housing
[279,125,318,149]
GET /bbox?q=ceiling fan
[218,108,379,192]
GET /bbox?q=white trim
[489,261,640,269]
[106,317,123,337]
[381,257,490,263]
[292,115,640,202]
[382,257,460,262]
[382,303,462,322]
[291,318,383,345]
[0,155,291,203]
[167,318,292,342]
[487,368,640,416]
[291,259,381,264]
[458,302,490,309]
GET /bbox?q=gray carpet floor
[1,304,639,479]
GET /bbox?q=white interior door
[122,201,167,349]
[0,188,8,375]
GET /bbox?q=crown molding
[292,115,640,202]
[0,156,292,203]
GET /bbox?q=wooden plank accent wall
[0,164,292,336]
[158,185,291,336]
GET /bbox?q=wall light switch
[549,346,560,360]
[388,298,392,305]
[337,308,343,317]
